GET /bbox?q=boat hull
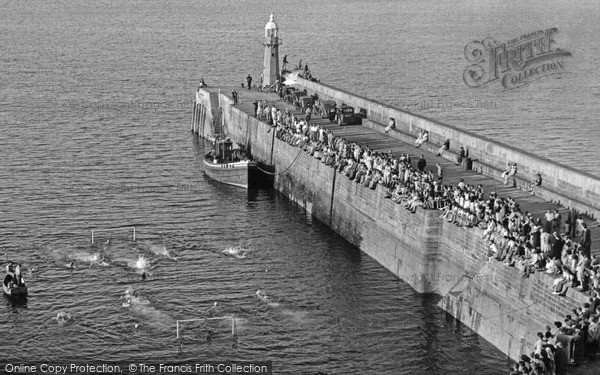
[3,284,28,298]
[203,159,257,189]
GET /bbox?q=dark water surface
[1,0,598,373]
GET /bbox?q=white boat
[3,264,28,298]
[203,138,257,189]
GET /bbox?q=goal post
[91,227,136,244]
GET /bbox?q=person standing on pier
[417,155,427,172]
[282,55,288,71]
[436,163,443,181]
[456,146,465,166]
[305,105,312,124]
[246,74,253,90]
[580,223,592,257]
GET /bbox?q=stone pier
[194,82,599,373]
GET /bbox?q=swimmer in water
[67,262,75,269]
[255,290,269,302]
[55,311,73,324]
[207,302,219,317]
[141,272,146,280]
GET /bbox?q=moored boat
[203,138,257,189]
[3,263,28,298]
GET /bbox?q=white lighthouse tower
[262,12,280,88]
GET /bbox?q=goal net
[91,227,136,244]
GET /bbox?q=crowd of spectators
[273,112,460,214]
[508,294,600,375]
[258,95,598,374]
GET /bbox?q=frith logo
[463,28,572,89]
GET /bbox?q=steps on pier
[208,92,223,137]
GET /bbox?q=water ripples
[6,0,598,372]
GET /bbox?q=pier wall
[290,76,600,219]
[192,90,220,139]
[203,87,591,363]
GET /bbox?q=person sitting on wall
[437,139,450,156]
[551,271,573,296]
[529,172,542,195]
[500,162,511,181]
[502,162,517,185]
[415,130,429,148]
[385,118,396,133]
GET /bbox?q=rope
[255,147,303,176]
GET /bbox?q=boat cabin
[208,138,246,163]
[214,138,233,162]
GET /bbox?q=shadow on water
[247,186,277,202]
[250,163,275,189]
[3,294,28,310]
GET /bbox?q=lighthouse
[262,13,280,88]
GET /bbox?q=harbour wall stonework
[196,87,591,363]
